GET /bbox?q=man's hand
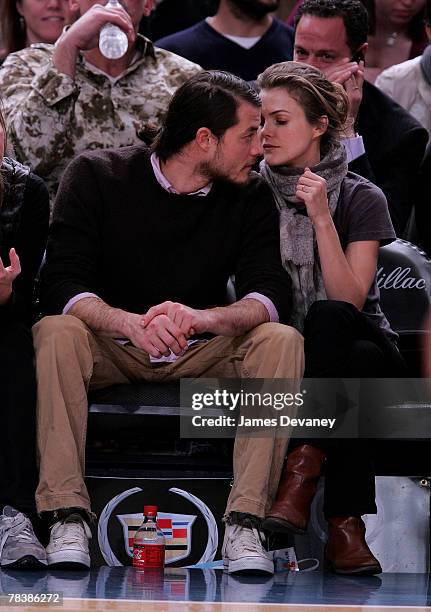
[124,311,189,358]
[0,248,21,305]
[141,301,212,338]
[53,2,135,77]
[324,59,365,134]
[296,169,331,227]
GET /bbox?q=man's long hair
[153,71,261,162]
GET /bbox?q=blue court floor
[0,567,430,609]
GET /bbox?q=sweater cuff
[63,292,100,314]
[241,292,279,323]
[33,62,79,106]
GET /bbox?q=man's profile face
[204,101,262,185]
[228,0,280,20]
[294,15,353,74]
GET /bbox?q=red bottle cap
[144,505,158,516]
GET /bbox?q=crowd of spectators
[0,0,429,579]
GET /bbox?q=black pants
[293,300,406,518]
[0,318,38,516]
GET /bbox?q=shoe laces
[0,506,35,556]
[229,523,268,556]
[50,515,91,545]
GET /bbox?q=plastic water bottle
[99,0,128,60]
[133,506,166,570]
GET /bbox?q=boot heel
[262,516,306,536]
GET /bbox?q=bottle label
[133,544,165,569]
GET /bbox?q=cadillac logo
[117,511,196,564]
[98,487,218,567]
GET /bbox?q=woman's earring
[19,16,25,30]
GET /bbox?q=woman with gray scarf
[257,62,405,575]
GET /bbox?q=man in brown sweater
[33,71,304,574]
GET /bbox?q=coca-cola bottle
[133,506,165,570]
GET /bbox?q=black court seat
[89,381,181,415]
[372,239,431,472]
[377,239,431,374]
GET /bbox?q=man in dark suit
[293,0,428,237]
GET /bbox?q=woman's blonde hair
[257,61,349,153]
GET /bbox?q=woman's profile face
[16,0,75,46]
[260,87,322,168]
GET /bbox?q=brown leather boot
[326,516,382,575]
[262,444,325,535]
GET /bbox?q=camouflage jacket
[0,36,201,202]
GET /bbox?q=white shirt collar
[150,153,212,196]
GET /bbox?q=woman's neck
[374,11,410,39]
[291,149,321,169]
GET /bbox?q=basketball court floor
[0,568,430,611]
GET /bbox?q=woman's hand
[0,248,21,305]
[296,168,331,226]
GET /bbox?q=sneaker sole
[223,557,274,575]
[1,555,48,570]
[47,550,90,569]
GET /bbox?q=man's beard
[198,159,233,184]
[227,0,279,21]
[197,158,254,185]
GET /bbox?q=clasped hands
[126,302,211,359]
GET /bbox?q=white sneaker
[222,522,274,575]
[46,513,91,569]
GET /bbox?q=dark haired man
[33,71,303,573]
[293,0,428,236]
[156,0,294,81]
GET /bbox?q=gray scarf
[260,142,348,332]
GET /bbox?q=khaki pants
[32,315,304,519]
